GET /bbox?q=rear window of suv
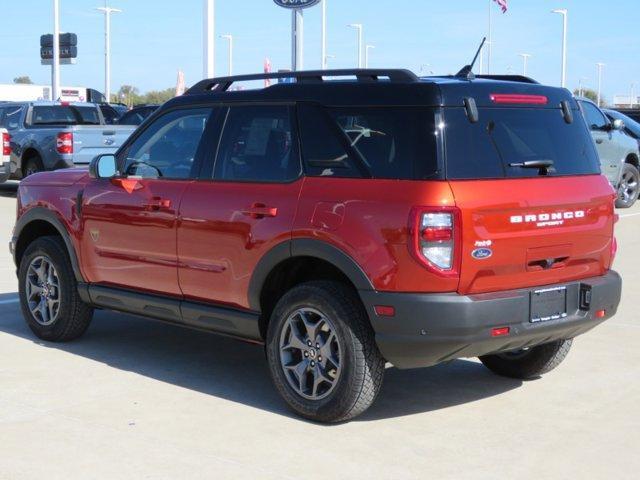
[444,107,600,179]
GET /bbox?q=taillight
[410,207,461,276]
[2,132,11,156]
[56,132,73,154]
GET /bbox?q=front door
[177,105,303,310]
[580,100,620,184]
[79,107,214,296]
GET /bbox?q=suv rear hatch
[443,93,616,295]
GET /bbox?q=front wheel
[479,339,573,380]
[616,163,639,209]
[266,281,385,423]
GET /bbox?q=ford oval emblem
[273,0,321,9]
[472,248,493,260]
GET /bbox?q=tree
[114,85,141,106]
[13,76,33,84]
[141,88,175,105]
[573,87,605,106]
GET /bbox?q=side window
[214,105,300,182]
[297,103,362,178]
[581,102,608,130]
[121,108,212,179]
[3,106,23,130]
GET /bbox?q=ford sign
[273,0,321,9]
[471,248,493,260]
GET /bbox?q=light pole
[365,45,375,68]
[324,54,335,68]
[596,63,605,106]
[630,83,636,108]
[96,5,122,103]
[321,0,327,69]
[220,34,233,76]
[52,0,60,101]
[292,9,304,70]
[348,23,363,68]
[518,53,531,76]
[203,0,215,78]
[578,77,588,97]
[551,9,568,88]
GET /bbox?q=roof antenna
[456,37,486,80]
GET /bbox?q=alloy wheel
[619,169,639,204]
[25,256,61,326]
[279,307,342,400]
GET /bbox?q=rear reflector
[374,305,395,317]
[491,327,510,337]
[2,132,11,156]
[490,94,548,105]
[595,310,606,319]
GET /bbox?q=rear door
[444,102,616,295]
[177,104,303,310]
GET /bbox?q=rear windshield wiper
[508,160,556,175]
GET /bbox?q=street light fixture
[347,23,363,68]
[518,53,532,76]
[220,34,233,76]
[365,44,375,68]
[96,5,122,103]
[551,9,568,88]
[596,63,605,107]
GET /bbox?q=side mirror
[89,154,118,179]
[612,119,625,131]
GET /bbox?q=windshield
[444,107,600,179]
[31,105,101,126]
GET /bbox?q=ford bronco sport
[11,68,622,423]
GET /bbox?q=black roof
[164,68,575,110]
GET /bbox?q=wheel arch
[13,207,84,283]
[625,152,639,169]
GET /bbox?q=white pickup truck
[0,102,137,180]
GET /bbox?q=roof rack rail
[185,68,419,95]
[474,74,539,84]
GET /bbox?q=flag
[175,69,186,96]
[264,58,272,87]
[493,0,508,13]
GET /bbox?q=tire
[18,236,93,342]
[615,163,639,209]
[266,281,385,423]
[22,156,43,178]
[479,338,573,380]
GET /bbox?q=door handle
[595,139,604,144]
[241,203,278,219]
[143,196,171,211]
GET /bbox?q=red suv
[11,69,622,422]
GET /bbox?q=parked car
[577,98,640,208]
[0,101,136,181]
[0,127,10,182]
[11,69,621,423]
[602,109,640,206]
[613,108,640,123]
[99,103,129,125]
[117,104,159,125]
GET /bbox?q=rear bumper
[360,271,622,369]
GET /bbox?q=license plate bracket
[530,286,568,323]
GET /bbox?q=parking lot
[0,180,638,480]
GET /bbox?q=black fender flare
[13,207,85,283]
[247,238,374,311]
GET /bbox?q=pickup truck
[0,127,10,182]
[0,102,136,180]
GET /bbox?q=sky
[1,0,638,102]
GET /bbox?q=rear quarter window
[444,107,600,179]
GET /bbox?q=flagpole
[487,0,492,74]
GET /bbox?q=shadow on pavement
[0,292,522,422]
[0,181,18,198]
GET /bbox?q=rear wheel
[479,339,572,379]
[616,163,639,208]
[266,281,385,423]
[18,236,93,341]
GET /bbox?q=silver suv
[577,98,640,208]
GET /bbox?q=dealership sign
[273,0,321,9]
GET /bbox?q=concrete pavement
[0,181,638,480]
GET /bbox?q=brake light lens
[410,207,461,276]
[490,93,548,105]
[56,132,73,154]
[2,132,11,156]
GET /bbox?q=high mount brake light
[409,207,461,277]
[2,132,11,156]
[490,94,548,105]
[56,132,73,154]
